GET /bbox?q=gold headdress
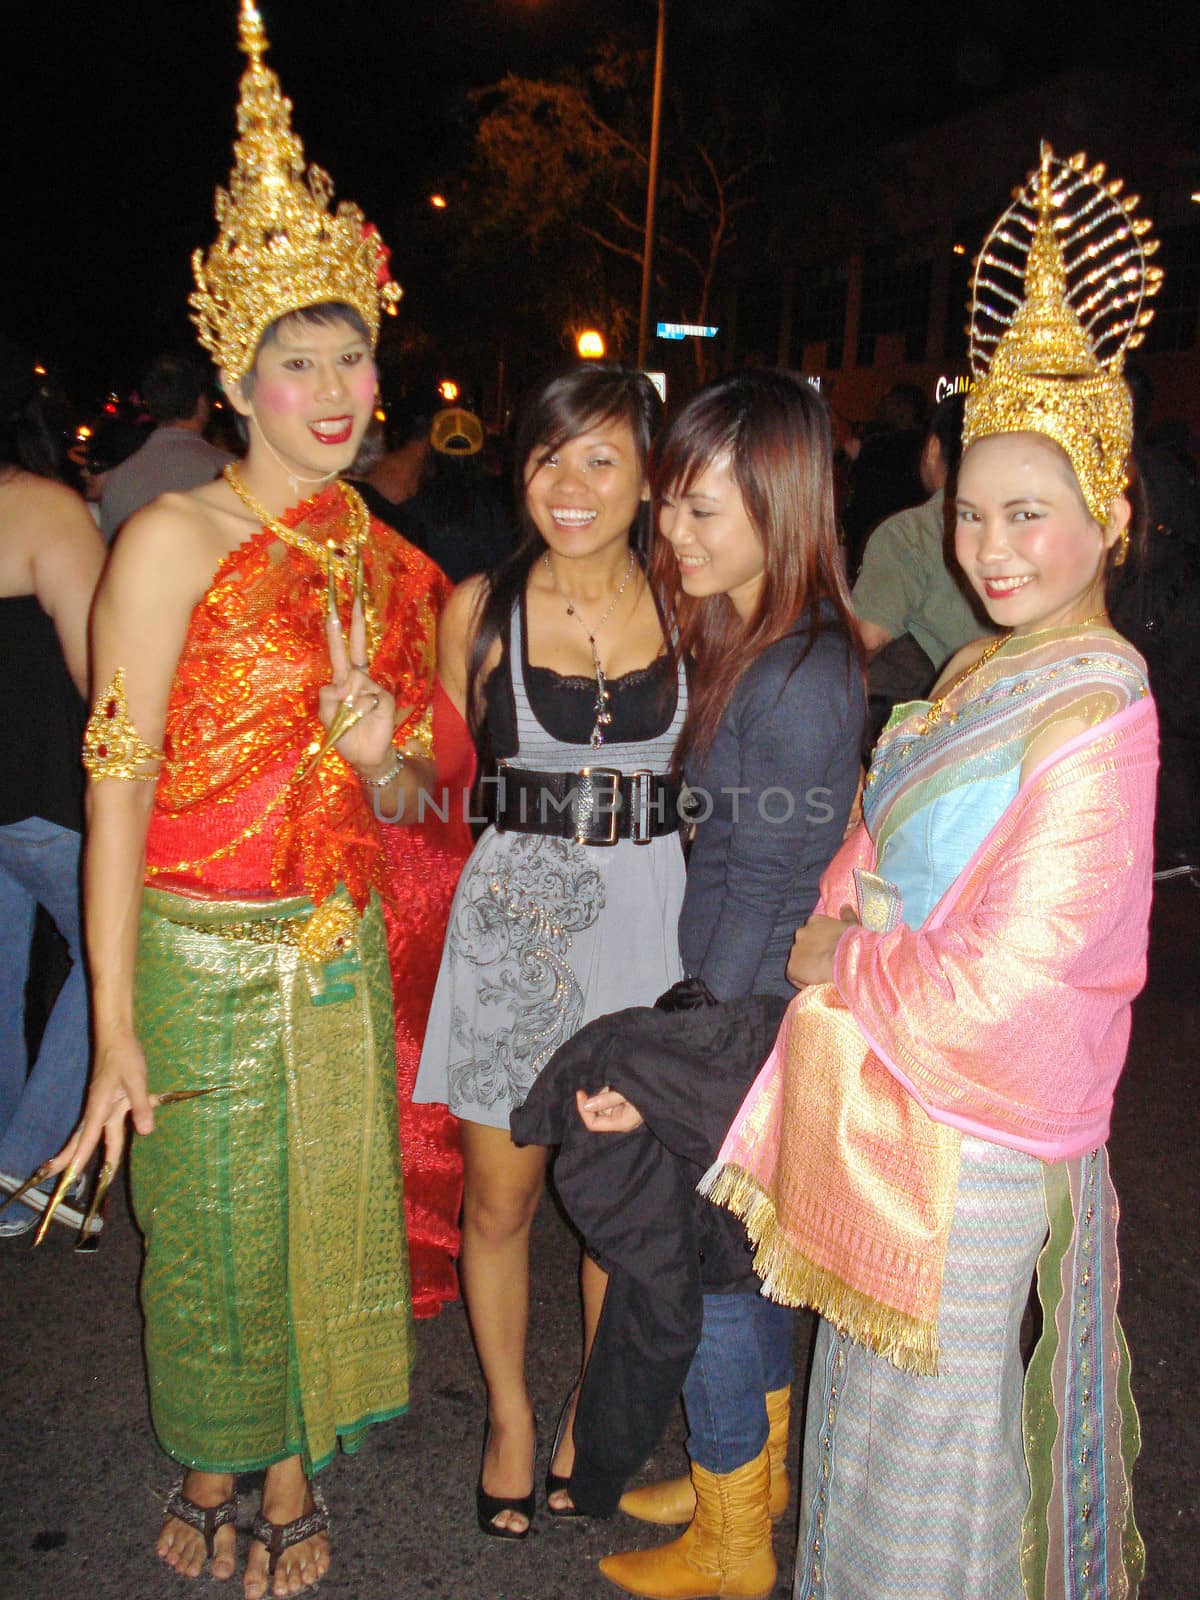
[962,144,1163,524]
[190,1,401,380]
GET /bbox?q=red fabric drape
[381,679,475,1317]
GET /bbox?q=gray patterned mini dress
[414,598,688,1130]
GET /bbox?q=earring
[1113,528,1130,567]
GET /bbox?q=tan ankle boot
[763,1385,791,1518]
[617,1472,696,1527]
[599,1445,776,1600]
[618,1387,791,1527]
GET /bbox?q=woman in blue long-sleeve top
[678,625,863,1003]
[580,371,864,1598]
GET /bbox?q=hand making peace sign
[317,593,411,781]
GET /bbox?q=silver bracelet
[359,747,405,788]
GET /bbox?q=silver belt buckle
[628,769,654,845]
[576,766,621,845]
[492,758,509,830]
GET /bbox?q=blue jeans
[681,1290,794,1474]
[0,818,89,1222]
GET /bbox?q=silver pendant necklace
[542,549,637,747]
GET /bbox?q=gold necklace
[541,549,637,748]
[914,634,1010,735]
[914,610,1109,737]
[222,465,379,654]
[146,474,387,883]
[223,464,364,568]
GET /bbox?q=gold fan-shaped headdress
[961,144,1163,523]
[190,1,402,381]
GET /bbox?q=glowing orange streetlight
[430,193,448,210]
[577,329,606,360]
[438,379,460,402]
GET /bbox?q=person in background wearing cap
[400,405,514,583]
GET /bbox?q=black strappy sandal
[545,1388,586,1519]
[163,1479,239,1564]
[249,1480,330,1588]
[476,1417,536,1540]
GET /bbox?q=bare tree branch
[578,223,646,268]
[604,200,650,240]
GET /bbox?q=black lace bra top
[483,591,679,755]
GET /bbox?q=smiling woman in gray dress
[414,367,687,1538]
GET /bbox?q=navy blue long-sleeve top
[679,611,865,1001]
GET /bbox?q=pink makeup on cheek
[252,374,309,418]
[346,363,376,406]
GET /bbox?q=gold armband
[82,668,164,782]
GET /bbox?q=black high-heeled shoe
[476,1417,536,1540]
[545,1389,586,1519]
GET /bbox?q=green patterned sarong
[130,886,413,1476]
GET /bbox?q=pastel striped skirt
[795,1135,1046,1600]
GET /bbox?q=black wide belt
[491,764,684,846]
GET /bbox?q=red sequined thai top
[143,485,450,907]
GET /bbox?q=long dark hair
[649,370,863,768]
[464,365,662,739]
[0,336,70,482]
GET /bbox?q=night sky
[7,0,1196,400]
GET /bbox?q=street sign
[656,322,719,341]
[642,371,667,401]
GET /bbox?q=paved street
[2,883,1197,1600]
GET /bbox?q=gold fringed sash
[699,990,960,1376]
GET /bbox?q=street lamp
[522,0,665,366]
[577,329,606,359]
[636,0,667,369]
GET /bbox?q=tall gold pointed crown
[962,144,1163,523]
[190,2,401,380]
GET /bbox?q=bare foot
[547,1388,578,1515]
[481,1404,536,1535]
[157,1469,237,1581]
[243,1456,330,1600]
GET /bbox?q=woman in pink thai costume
[703,148,1160,1600]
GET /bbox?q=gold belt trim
[158,896,361,965]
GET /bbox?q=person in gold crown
[42,5,463,1595]
[690,147,1160,1600]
